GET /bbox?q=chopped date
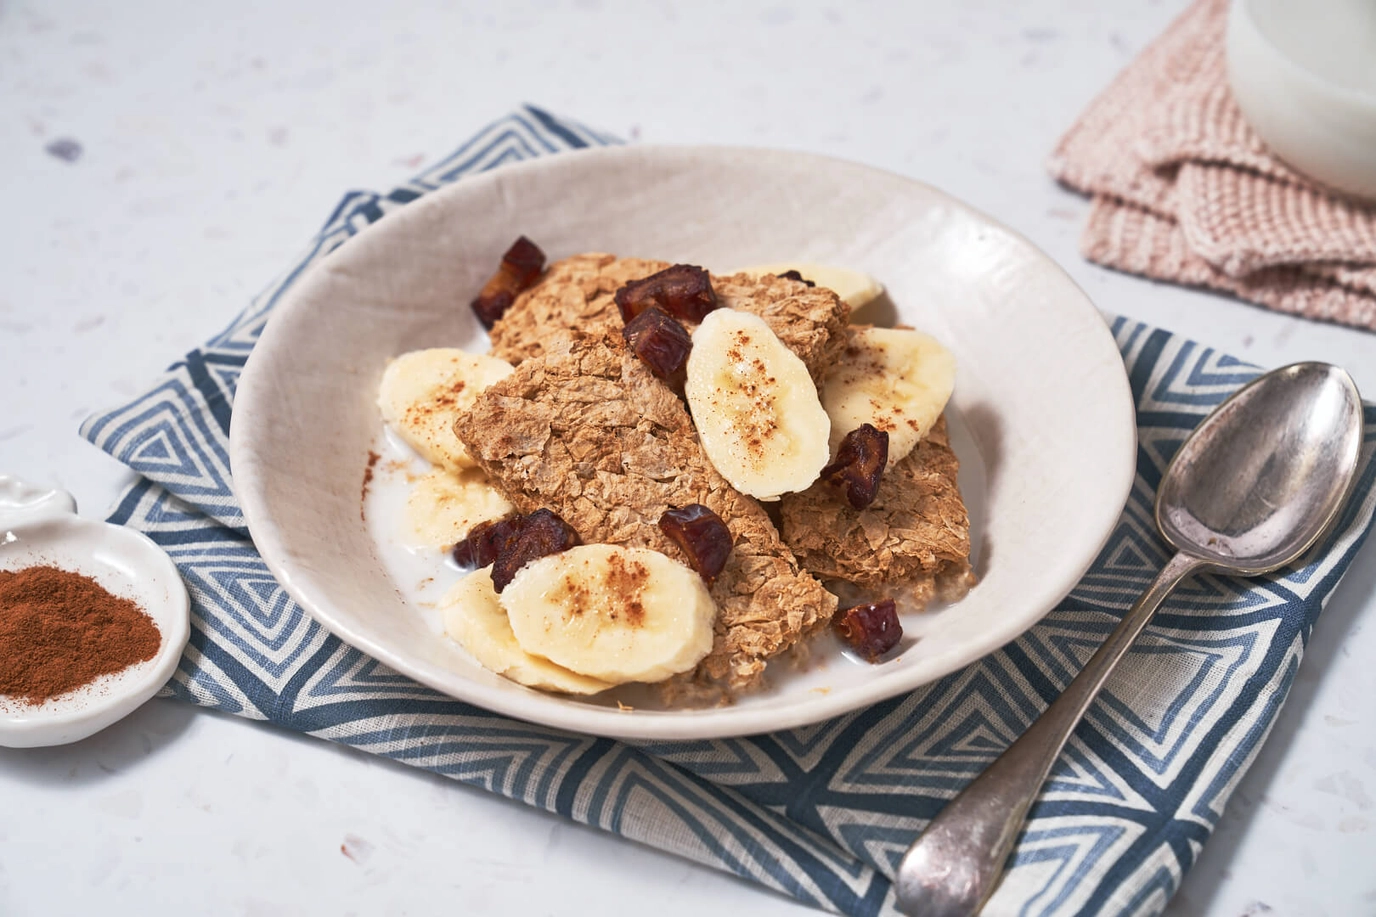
[453,509,581,590]
[470,236,547,329]
[451,515,525,569]
[623,305,692,388]
[777,269,816,287]
[658,504,733,584]
[833,599,901,662]
[489,508,582,592]
[470,289,515,330]
[501,235,545,275]
[821,424,889,509]
[614,264,718,323]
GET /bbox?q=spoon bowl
[896,361,1364,917]
[1157,362,1365,573]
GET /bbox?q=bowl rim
[231,143,1138,740]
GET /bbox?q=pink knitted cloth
[1048,0,1376,330]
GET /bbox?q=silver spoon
[895,361,1364,917]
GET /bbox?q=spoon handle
[894,551,1207,917]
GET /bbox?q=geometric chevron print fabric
[81,108,1376,917]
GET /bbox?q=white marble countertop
[2,1,1374,914]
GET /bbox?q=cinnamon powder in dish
[0,565,162,705]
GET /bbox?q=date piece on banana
[501,544,716,685]
[685,309,831,501]
[377,348,514,470]
[441,566,613,695]
[821,327,955,463]
[404,469,514,550]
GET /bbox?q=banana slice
[378,348,514,470]
[441,566,613,695]
[404,469,514,549]
[735,263,884,309]
[821,327,956,463]
[684,309,831,500]
[501,544,715,685]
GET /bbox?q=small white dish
[0,475,191,748]
[230,145,1137,740]
[1227,0,1376,201]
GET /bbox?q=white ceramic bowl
[1227,0,1376,200]
[230,145,1137,740]
[0,475,191,748]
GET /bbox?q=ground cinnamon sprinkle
[0,565,161,705]
[361,449,382,519]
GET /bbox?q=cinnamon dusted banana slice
[441,566,613,695]
[735,263,884,309]
[404,469,513,550]
[378,348,514,470]
[822,327,955,462]
[501,544,715,685]
[684,309,831,501]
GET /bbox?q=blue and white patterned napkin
[81,107,1376,917]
